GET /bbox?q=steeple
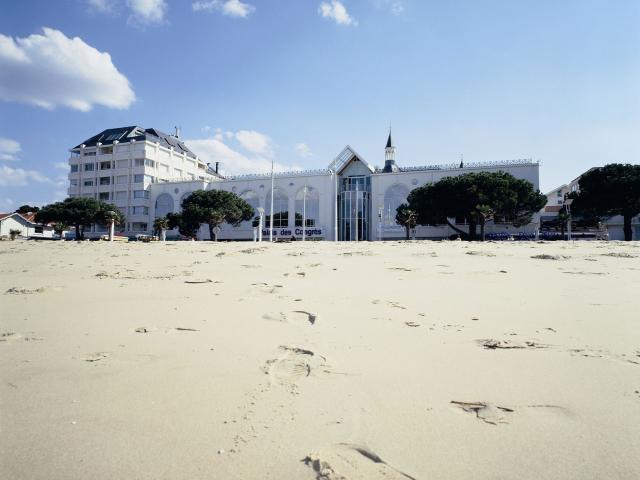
[382,128,398,173]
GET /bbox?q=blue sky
[1,0,638,211]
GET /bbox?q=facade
[543,169,640,241]
[0,212,55,239]
[149,133,541,241]
[67,126,218,236]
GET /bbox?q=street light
[269,158,274,242]
[564,198,574,241]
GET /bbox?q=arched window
[265,188,288,228]
[383,184,410,225]
[155,193,174,218]
[295,186,319,227]
[239,190,260,228]
[179,191,194,211]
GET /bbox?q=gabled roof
[0,212,49,226]
[72,126,197,159]
[328,145,376,175]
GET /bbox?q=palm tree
[557,210,570,240]
[153,216,170,241]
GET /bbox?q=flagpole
[302,183,307,242]
[269,157,274,242]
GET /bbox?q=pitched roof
[72,126,197,159]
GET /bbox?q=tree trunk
[623,214,633,241]
[75,224,81,240]
[480,217,486,242]
[405,225,410,240]
[560,222,565,240]
[468,219,477,241]
[445,219,469,240]
[208,224,216,241]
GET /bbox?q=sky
[1,0,639,211]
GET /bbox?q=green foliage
[15,205,40,214]
[407,171,546,240]
[174,190,254,240]
[35,197,125,240]
[9,228,22,240]
[569,164,640,241]
[395,203,417,239]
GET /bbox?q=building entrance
[338,176,371,241]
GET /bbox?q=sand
[1,239,639,479]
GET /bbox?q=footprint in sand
[451,401,571,425]
[262,346,328,387]
[80,352,110,363]
[478,339,547,350]
[0,332,44,343]
[303,443,417,480]
[5,287,46,295]
[252,282,283,294]
[262,311,316,325]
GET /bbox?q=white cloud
[235,130,273,155]
[295,143,312,158]
[192,0,255,18]
[319,1,357,26]
[0,28,135,111]
[0,137,21,161]
[201,125,212,132]
[53,162,69,170]
[0,164,52,187]
[390,1,404,15]
[127,0,167,25]
[185,136,299,176]
[87,0,115,13]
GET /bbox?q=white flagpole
[269,157,274,242]
[355,183,359,242]
[302,183,307,242]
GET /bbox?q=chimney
[215,161,220,174]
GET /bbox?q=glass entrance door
[338,176,371,241]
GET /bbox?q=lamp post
[333,169,339,242]
[378,205,383,241]
[564,198,574,241]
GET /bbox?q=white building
[0,212,55,239]
[149,133,541,241]
[67,126,219,236]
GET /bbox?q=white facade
[0,213,55,239]
[149,145,541,241]
[68,127,216,235]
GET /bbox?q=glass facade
[338,176,371,241]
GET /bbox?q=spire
[386,131,393,149]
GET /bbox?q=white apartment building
[67,126,218,235]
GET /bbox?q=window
[144,159,155,168]
[134,159,145,167]
[383,184,410,225]
[131,222,148,231]
[116,160,129,169]
[70,179,78,187]
[174,168,183,177]
[132,206,149,215]
[266,188,288,228]
[116,175,128,184]
[99,146,113,155]
[99,176,111,185]
[144,174,155,183]
[557,191,562,197]
[70,164,79,173]
[99,192,110,200]
[295,187,319,227]
[133,174,144,183]
[100,161,111,170]
[84,163,95,171]
[83,180,94,187]
[155,193,174,218]
[35,226,43,234]
[115,191,128,200]
[133,190,149,199]
[83,151,96,157]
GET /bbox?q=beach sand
[1,240,639,479]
